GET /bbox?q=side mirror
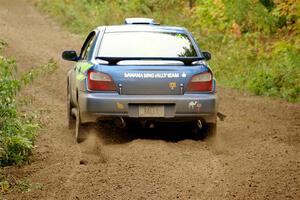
[202,51,211,61]
[62,50,78,62]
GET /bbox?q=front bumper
[78,92,218,123]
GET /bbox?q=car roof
[99,25,188,34]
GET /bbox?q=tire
[202,123,217,139]
[67,86,75,129]
[192,122,217,140]
[75,108,86,143]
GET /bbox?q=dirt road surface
[0,0,299,199]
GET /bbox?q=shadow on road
[94,121,203,144]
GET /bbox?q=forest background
[35,0,300,102]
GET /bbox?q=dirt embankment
[0,0,299,199]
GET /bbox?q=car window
[80,32,96,60]
[97,32,197,57]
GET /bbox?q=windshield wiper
[95,57,205,65]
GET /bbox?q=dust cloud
[79,126,108,164]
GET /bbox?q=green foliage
[247,42,300,101]
[260,0,275,10]
[0,40,7,53]
[0,41,58,166]
[0,169,43,194]
[35,0,300,102]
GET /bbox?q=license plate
[139,105,164,117]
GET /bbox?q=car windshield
[97,32,197,57]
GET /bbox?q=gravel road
[0,0,299,199]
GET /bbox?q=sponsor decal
[76,74,85,81]
[169,82,177,90]
[188,101,202,112]
[75,63,93,80]
[116,102,125,110]
[181,72,187,78]
[124,72,180,79]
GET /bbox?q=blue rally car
[62,18,218,142]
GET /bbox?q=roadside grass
[0,39,58,167]
[0,168,43,195]
[34,0,300,102]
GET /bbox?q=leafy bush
[34,0,300,102]
[0,40,58,166]
[0,168,43,193]
[247,42,300,101]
